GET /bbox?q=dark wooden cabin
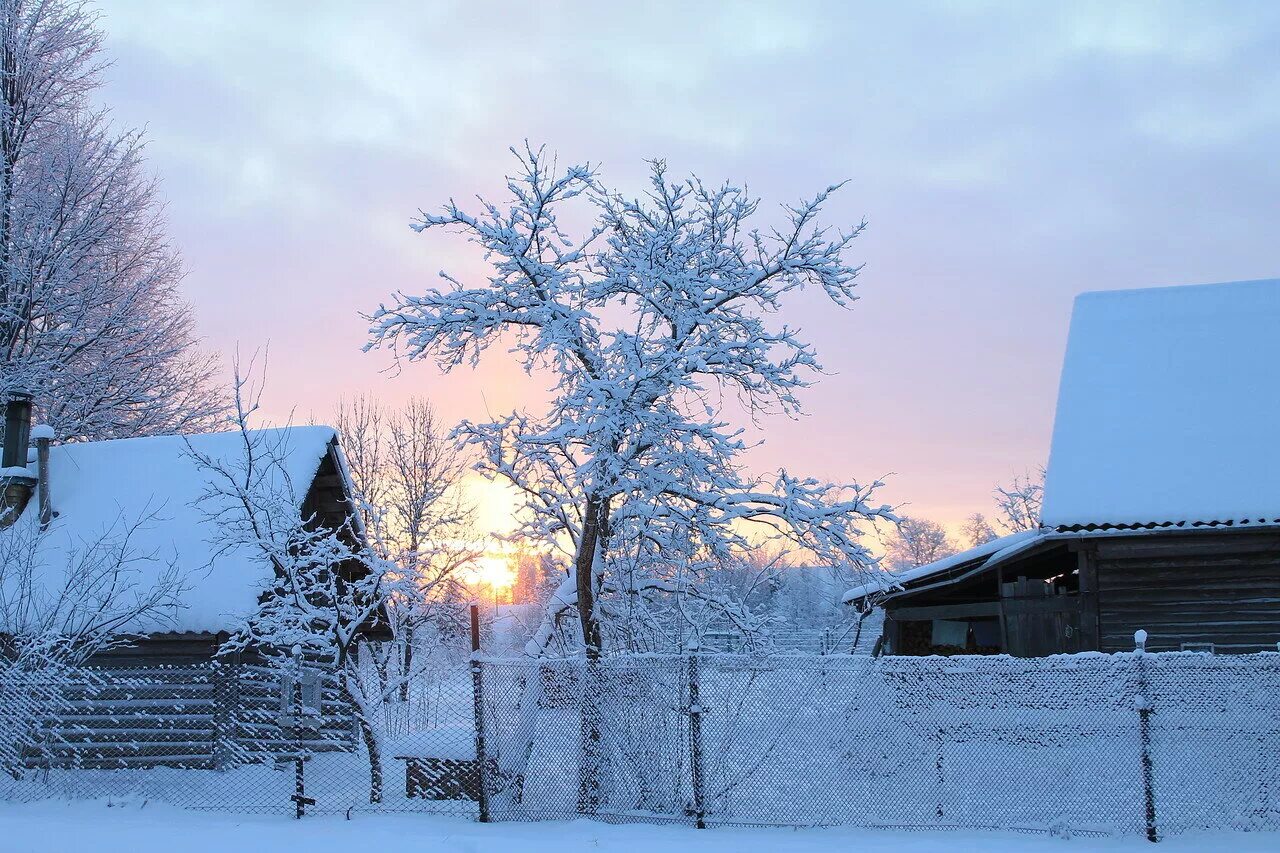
[852,525,1280,656]
[0,411,380,768]
[852,278,1280,657]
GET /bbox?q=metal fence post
[1134,630,1159,843]
[686,644,706,829]
[576,659,604,815]
[212,653,240,771]
[471,602,492,823]
[935,726,946,819]
[288,645,315,819]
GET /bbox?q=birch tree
[367,146,897,660]
[0,0,221,440]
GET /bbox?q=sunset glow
[94,1,1279,543]
[460,474,522,539]
[468,553,517,591]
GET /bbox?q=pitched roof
[843,530,1041,604]
[1,426,344,634]
[1043,278,1280,530]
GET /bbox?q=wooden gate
[1001,577,1084,657]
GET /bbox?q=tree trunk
[573,495,609,813]
[341,670,384,804]
[400,622,413,703]
[574,495,607,657]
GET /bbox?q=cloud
[90,0,1280,527]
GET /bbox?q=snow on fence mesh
[1,651,1277,837]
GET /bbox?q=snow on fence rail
[1,650,1277,838]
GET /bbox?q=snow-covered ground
[1,802,1277,853]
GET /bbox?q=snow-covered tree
[0,0,221,440]
[0,504,187,777]
[961,512,998,548]
[994,468,1044,533]
[883,516,957,571]
[188,367,399,804]
[367,146,896,661]
[334,395,479,696]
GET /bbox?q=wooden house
[0,403,376,768]
[848,278,1280,656]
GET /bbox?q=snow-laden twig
[0,0,223,440]
[367,147,897,658]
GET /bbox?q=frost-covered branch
[0,0,223,439]
[994,467,1045,533]
[367,145,893,658]
[187,361,397,803]
[0,496,189,777]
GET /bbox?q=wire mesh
[1,649,1276,838]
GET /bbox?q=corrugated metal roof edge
[1050,517,1280,532]
[875,520,1280,606]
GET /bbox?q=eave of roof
[842,530,1042,605]
[869,521,1280,606]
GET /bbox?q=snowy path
[1,803,1277,853]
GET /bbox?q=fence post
[686,642,706,829]
[1133,629,1159,843]
[471,602,492,823]
[576,659,604,815]
[934,726,946,819]
[212,652,240,770]
[288,645,315,819]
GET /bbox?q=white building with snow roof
[848,278,1280,656]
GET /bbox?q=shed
[0,410,373,768]
[852,278,1280,656]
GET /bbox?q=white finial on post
[1134,629,1148,652]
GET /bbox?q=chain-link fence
[2,648,1278,838]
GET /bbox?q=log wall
[1091,531,1280,653]
[27,657,355,770]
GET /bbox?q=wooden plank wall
[1093,531,1280,653]
[27,661,355,770]
[30,664,220,769]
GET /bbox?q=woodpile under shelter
[848,278,1280,656]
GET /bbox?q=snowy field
[1,801,1278,853]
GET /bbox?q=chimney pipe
[33,425,54,528]
[2,391,32,470]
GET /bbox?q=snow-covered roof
[1043,278,1280,529]
[1,426,343,634]
[843,530,1041,604]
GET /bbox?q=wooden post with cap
[470,602,491,822]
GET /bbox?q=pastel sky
[92,1,1280,537]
